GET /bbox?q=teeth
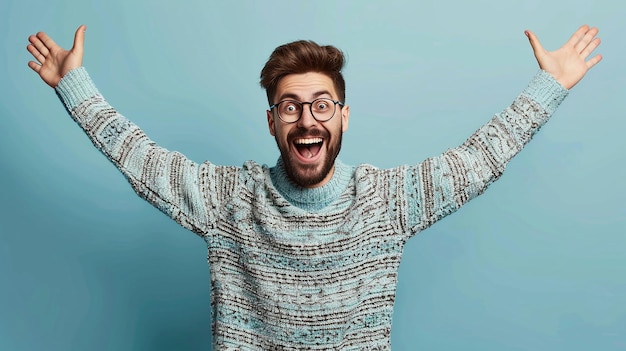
[294,138,323,145]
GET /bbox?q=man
[27,24,601,349]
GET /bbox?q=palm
[526,25,602,90]
[27,25,86,88]
[40,47,77,85]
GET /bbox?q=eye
[314,99,330,111]
[280,101,301,115]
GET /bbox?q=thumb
[72,24,86,53]
[525,29,545,59]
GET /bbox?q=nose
[296,104,317,128]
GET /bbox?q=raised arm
[26,26,223,236]
[401,25,602,236]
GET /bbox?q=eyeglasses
[269,98,345,124]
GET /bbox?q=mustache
[287,127,329,141]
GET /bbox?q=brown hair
[260,40,346,105]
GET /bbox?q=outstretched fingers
[36,31,59,53]
[573,26,602,69]
[28,34,49,59]
[580,36,601,58]
[525,30,546,59]
[565,25,590,49]
[585,50,603,70]
[72,25,86,53]
[26,31,63,74]
[572,25,599,54]
[27,42,46,64]
[27,60,42,73]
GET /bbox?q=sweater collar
[270,158,353,211]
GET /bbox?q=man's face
[267,72,350,188]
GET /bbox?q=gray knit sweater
[56,67,568,350]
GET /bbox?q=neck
[270,158,352,211]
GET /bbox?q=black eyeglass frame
[269,98,345,124]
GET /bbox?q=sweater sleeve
[401,70,568,237]
[55,67,217,236]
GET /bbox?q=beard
[276,126,343,188]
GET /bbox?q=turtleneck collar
[269,158,354,211]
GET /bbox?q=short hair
[260,40,346,105]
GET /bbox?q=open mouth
[293,137,324,159]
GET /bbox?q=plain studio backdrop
[1,0,624,350]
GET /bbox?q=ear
[340,105,350,133]
[267,109,276,136]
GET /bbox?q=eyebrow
[276,90,333,103]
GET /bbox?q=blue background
[1,0,625,350]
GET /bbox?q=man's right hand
[27,25,86,88]
[525,25,602,90]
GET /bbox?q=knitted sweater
[56,68,567,350]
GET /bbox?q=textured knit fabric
[56,67,567,350]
